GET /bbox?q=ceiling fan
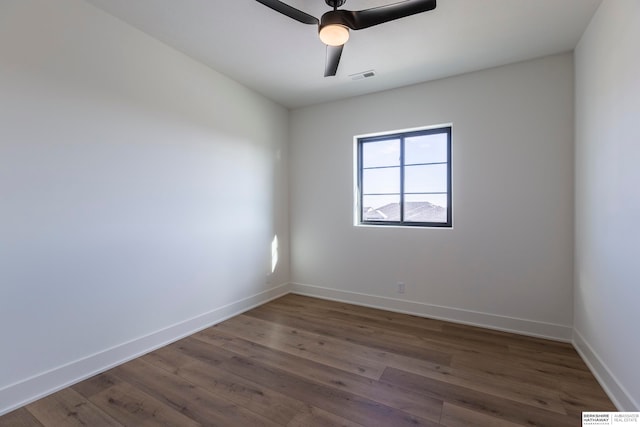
[255,0,437,77]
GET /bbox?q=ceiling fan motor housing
[320,10,345,29]
[320,9,361,32]
[325,0,347,8]
[320,9,357,30]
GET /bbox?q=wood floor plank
[0,408,44,427]
[139,342,195,374]
[561,380,617,407]
[419,332,510,359]
[450,352,562,389]
[272,294,446,333]
[194,327,444,422]
[441,323,576,355]
[214,314,387,379]
[72,372,122,398]
[2,295,615,426]
[88,382,200,427]
[421,363,566,413]
[451,347,598,390]
[261,296,447,337]
[508,344,592,371]
[218,313,454,383]
[26,388,122,427]
[560,383,617,417]
[380,367,578,427]
[439,402,528,427]
[285,406,366,427]
[170,358,314,425]
[169,357,365,427]
[172,336,439,427]
[111,358,280,427]
[245,303,452,364]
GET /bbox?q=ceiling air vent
[350,70,376,80]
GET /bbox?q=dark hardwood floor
[0,294,616,426]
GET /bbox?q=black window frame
[357,126,452,228]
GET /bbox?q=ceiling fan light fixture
[256,0,437,77]
[319,24,349,46]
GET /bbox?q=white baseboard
[0,282,291,417]
[573,329,638,411]
[290,282,573,342]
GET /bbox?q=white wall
[0,0,289,414]
[5,0,634,415]
[289,53,575,340]
[574,0,640,411]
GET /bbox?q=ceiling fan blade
[338,0,436,30]
[255,0,319,25]
[324,44,344,77]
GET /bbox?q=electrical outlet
[397,282,405,294]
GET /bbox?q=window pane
[362,167,400,194]
[362,195,400,221]
[405,164,448,193]
[362,139,400,168]
[405,133,448,165]
[404,194,448,223]
[357,126,451,227]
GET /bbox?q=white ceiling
[84,0,601,108]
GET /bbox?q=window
[356,126,452,227]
